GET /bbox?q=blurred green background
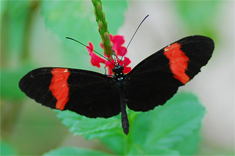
[1,0,234,155]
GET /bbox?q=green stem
[92,0,113,60]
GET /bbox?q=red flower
[86,42,106,68]
[86,34,131,75]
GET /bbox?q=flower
[86,42,106,68]
[86,34,131,75]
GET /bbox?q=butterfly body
[19,35,214,135]
[112,65,129,134]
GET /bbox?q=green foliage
[174,127,200,155]
[56,110,121,137]
[0,141,17,155]
[1,1,33,63]
[1,66,35,99]
[41,0,127,54]
[0,1,35,99]
[55,93,205,155]
[175,1,220,40]
[44,147,110,156]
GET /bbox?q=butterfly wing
[19,68,120,118]
[125,35,214,111]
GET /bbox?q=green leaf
[99,130,127,155]
[130,92,205,150]
[102,1,128,34]
[3,1,33,65]
[57,93,205,155]
[100,93,205,155]
[0,140,17,155]
[0,0,7,18]
[173,126,201,155]
[41,0,127,55]
[127,145,179,156]
[0,66,35,99]
[56,110,121,137]
[44,147,110,156]
[175,1,220,39]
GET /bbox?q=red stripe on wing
[49,68,70,110]
[164,43,190,84]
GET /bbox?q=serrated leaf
[173,126,201,155]
[99,130,127,155]
[82,127,123,140]
[43,147,110,156]
[127,145,179,156]
[56,93,205,155]
[41,0,127,55]
[56,110,121,137]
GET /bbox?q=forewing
[19,68,120,118]
[125,35,214,111]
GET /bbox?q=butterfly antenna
[66,37,114,65]
[119,15,149,65]
[112,51,120,66]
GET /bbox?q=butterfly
[19,35,214,135]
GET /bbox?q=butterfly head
[112,65,125,81]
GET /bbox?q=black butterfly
[19,35,214,135]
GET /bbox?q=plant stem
[91,0,113,60]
